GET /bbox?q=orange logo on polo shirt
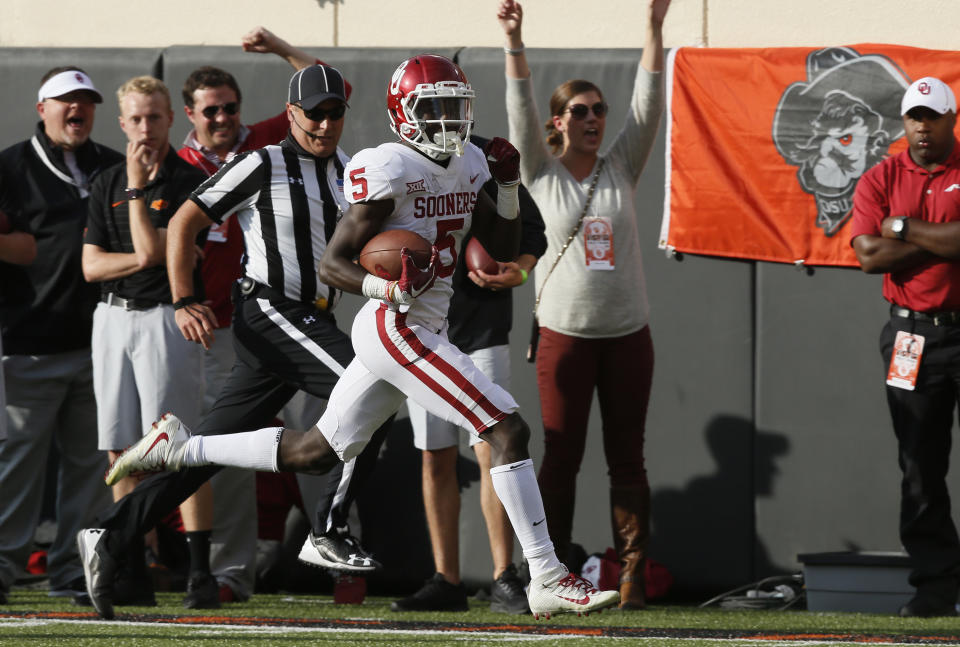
[150,199,168,211]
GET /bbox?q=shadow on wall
[649,415,792,600]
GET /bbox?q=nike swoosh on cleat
[142,432,169,464]
[558,595,590,605]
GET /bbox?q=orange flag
[659,44,960,267]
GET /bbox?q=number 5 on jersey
[350,167,368,200]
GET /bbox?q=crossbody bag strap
[532,157,605,317]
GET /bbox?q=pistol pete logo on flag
[772,48,908,238]
[660,45,960,267]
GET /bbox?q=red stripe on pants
[375,305,495,432]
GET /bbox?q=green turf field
[3,588,960,646]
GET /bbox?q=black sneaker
[183,572,221,610]
[899,594,958,617]
[391,573,468,612]
[298,531,381,573]
[490,564,530,614]
[114,570,156,607]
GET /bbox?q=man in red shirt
[851,76,960,618]
[176,27,358,603]
[180,26,324,340]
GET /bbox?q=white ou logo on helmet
[389,60,409,96]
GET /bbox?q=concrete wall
[4,0,960,50]
[2,35,955,599]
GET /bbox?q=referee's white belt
[101,293,162,311]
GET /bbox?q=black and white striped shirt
[190,134,348,306]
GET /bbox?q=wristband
[496,182,519,220]
[173,296,201,310]
[504,44,525,56]
[361,273,395,302]
[519,268,528,285]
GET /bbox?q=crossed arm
[852,216,960,274]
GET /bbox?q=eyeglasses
[200,102,240,119]
[563,102,608,120]
[298,103,347,122]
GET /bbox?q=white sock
[183,427,283,472]
[489,458,563,581]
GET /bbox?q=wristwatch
[891,216,909,240]
[125,187,145,201]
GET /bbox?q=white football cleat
[527,566,620,619]
[105,413,191,486]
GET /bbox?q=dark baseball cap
[288,65,348,110]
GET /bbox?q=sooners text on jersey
[345,141,491,324]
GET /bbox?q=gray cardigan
[506,65,663,338]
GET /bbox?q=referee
[78,64,388,619]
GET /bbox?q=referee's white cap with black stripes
[288,65,348,110]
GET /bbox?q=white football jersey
[345,141,491,323]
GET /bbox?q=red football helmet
[387,54,474,159]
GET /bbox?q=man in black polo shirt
[81,75,217,609]
[0,66,118,605]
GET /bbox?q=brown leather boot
[610,485,650,610]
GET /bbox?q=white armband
[361,273,394,301]
[496,182,519,221]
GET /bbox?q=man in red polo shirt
[851,76,960,618]
[177,27,357,603]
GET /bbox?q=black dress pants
[881,315,960,603]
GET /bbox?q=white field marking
[0,617,580,642]
[1,618,957,645]
[280,595,337,604]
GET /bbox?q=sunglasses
[200,102,240,119]
[564,102,608,120]
[298,103,347,122]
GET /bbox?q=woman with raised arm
[498,0,671,610]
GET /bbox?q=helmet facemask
[399,82,474,160]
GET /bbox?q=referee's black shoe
[76,528,118,619]
[298,531,382,573]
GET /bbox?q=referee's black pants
[97,285,390,559]
[881,315,960,604]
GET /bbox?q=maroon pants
[536,325,654,512]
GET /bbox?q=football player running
[105,54,619,618]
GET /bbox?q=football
[358,229,433,280]
[465,237,499,275]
